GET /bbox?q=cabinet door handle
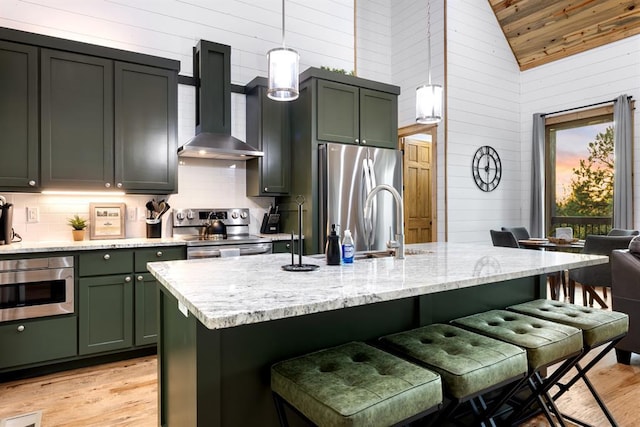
[286,243,291,249]
[156,251,163,257]
[264,187,268,192]
[137,275,144,281]
[125,276,132,282]
[28,180,36,187]
[105,182,111,188]
[17,325,25,332]
[355,138,359,143]
[362,139,367,144]
[116,183,123,188]
[103,254,111,260]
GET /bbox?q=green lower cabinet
[272,239,303,254]
[135,273,158,346]
[0,316,77,369]
[79,275,133,355]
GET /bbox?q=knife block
[260,213,280,234]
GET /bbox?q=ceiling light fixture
[267,0,299,101]
[416,0,442,124]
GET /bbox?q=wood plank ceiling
[489,0,640,70]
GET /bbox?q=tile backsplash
[2,158,273,243]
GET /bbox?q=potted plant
[67,214,88,241]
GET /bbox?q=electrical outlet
[26,207,39,223]
[127,207,137,221]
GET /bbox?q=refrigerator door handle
[362,157,377,249]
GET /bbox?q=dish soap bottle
[326,224,341,265]
[342,229,355,264]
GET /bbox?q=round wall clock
[472,145,502,192]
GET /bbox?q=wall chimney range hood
[177,40,263,160]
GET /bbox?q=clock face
[472,146,502,192]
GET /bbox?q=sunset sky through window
[554,122,611,202]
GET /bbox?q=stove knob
[231,211,239,219]
[176,212,185,221]
[187,210,194,220]
[240,211,248,219]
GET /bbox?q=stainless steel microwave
[0,256,74,322]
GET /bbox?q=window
[545,106,614,237]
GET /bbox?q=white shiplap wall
[520,36,640,231]
[445,1,521,243]
[356,0,392,83]
[0,0,355,241]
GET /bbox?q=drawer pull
[28,180,36,187]
[17,325,25,332]
[156,251,163,257]
[103,254,111,260]
[137,275,144,281]
[125,276,132,283]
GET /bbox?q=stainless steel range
[172,208,272,259]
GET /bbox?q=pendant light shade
[416,83,443,124]
[267,47,299,101]
[267,0,299,101]
[416,1,442,124]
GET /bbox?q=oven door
[187,242,273,259]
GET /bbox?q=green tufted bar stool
[379,324,528,426]
[508,299,628,426]
[451,309,584,426]
[270,341,443,426]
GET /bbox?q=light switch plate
[127,207,137,221]
[26,207,39,223]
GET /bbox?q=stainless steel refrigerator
[318,143,403,254]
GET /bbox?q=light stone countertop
[147,242,608,331]
[0,238,187,255]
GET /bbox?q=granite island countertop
[147,242,607,331]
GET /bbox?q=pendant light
[267,0,299,101]
[416,0,442,124]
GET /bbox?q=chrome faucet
[364,184,404,259]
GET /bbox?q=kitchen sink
[353,250,395,260]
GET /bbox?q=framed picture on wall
[89,203,126,240]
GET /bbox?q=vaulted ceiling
[489,0,640,70]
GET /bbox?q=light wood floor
[1,288,639,427]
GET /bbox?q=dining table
[518,238,585,301]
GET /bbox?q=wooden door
[403,137,433,243]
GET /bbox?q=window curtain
[531,113,545,237]
[613,95,633,229]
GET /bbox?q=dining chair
[490,230,519,248]
[501,226,531,241]
[607,228,639,236]
[568,235,635,308]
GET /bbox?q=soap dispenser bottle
[342,229,355,264]
[326,224,342,265]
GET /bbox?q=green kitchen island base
[157,275,544,426]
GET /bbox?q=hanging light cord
[281,0,286,47]
[426,0,432,85]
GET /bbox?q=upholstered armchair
[611,249,640,364]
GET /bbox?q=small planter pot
[72,229,86,241]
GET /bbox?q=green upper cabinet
[0,27,180,194]
[115,62,177,193]
[0,41,39,190]
[41,49,114,190]
[359,88,398,149]
[316,77,398,149]
[317,80,359,145]
[246,78,291,196]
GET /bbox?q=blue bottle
[342,229,355,263]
